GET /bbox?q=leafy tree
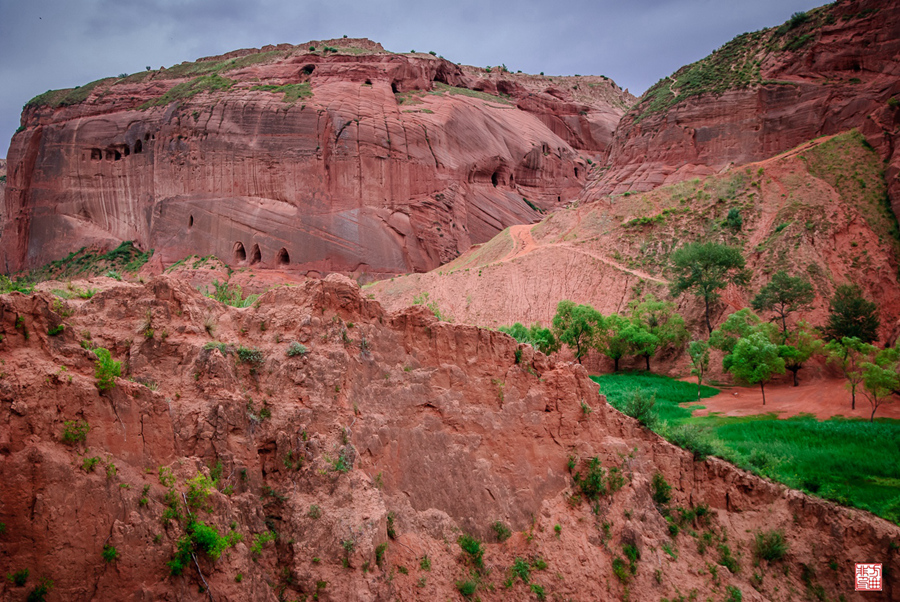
[669,242,747,334]
[629,295,689,371]
[724,332,785,405]
[688,340,710,400]
[619,322,659,372]
[527,323,560,355]
[825,284,879,343]
[552,301,602,363]
[824,337,877,410]
[710,309,764,354]
[751,271,815,340]
[860,354,899,422]
[499,322,560,356]
[596,313,632,372]
[776,321,822,387]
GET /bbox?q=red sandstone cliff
[0,39,631,276]
[585,0,900,215]
[0,274,896,601]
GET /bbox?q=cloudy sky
[0,0,825,156]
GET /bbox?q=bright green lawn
[591,372,900,524]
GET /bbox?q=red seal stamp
[855,563,883,591]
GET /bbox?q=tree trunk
[790,367,799,387]
[613,357,619,372]
[645,354,651,371]
[697,379,702,400]
[850,385,856,410]
[871,406,877,422]
[704,297,713,335]
[761,381,766,406]
[781,313,787,340]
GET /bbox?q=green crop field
[591,372,900,524]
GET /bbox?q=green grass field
[591,372,900,524]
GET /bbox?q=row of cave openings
[233,240,290,267]
[89,133,154,162]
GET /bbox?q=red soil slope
[0,274,897,601]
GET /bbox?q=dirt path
[687,378,900,421]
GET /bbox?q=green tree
[596,313,632,372]
[688,340,711,400]
[751,271,815,340]
[552,301,602,363]
[825,284,879,343]
[710,309,781,372]
[776,321,822,387]
[629,295,689,371]
[824,337,877,410]
[669,242,747,334]
[860,354,899,422]
[499,322,560,355]
[724,332,785,405]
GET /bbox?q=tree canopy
[669,242,747,334]
[825,284,879,343]
[724,331,785,405]
[751,271,815,339]
[552,301,603,363]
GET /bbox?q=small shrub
[26,577,53,602]
[458,534,484,569]
[493,521,512,542]
[386,511,396,539]
[101,545,119,563]
[61,420,89,445]
[82,456,101,472]
[420,554,431,571]
[286,341,308,357]
[456,580,477,597]
[651,472,672,505]
[726,585,743,602]
[663,423,715,460]
[530,583,546,600]
[718,544,740,573]
[249,531,276,560]
[236,346,263,366]
[573,457,607,500]
[753,529,788,562]
[7,568,29,586]
[726,208,743,231]
[612,557,630,583]
[375,542,388,566]
[308,504,322,519]
[186,473,216,511]
[93,347,121,392]
[622,390,657,427]
[48,325,64,336]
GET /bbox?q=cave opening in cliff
[391,82,398,94]
[188,215,193,229]
[276,248,290,265]
[491,172,499,187]
[91,149,102,161]
[134,140,142,154]
[123,145,130,157]
[250,244,261,265]
[574,166,579,178]
[233,242,247,263]
[303,65,315,75]
[364,79,372,86]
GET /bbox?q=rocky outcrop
[0,39,632,276]
[585,0,900,214]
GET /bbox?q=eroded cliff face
[585,0,900,212]
[0,39,632,276]
[0,274,897,601]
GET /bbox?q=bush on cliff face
[93,347,121,392]
[61,420,89,445]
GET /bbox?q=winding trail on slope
[502,224,668,285]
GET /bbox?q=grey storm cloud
[0,0,825,155]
